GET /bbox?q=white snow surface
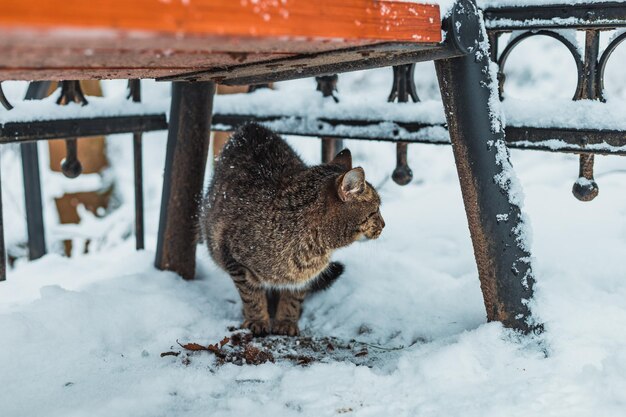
[478,0,623,8]
[214,87,626,131]
[1,33,626,417]
[0,91,169,124]
[416,0,624,18]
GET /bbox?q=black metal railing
[0,80,166,280]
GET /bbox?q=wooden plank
[0,1,441,80]
[0,0,441,80]
[0,41,292,80]
[0,32,383,80]
[0,0,441,43]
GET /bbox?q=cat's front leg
[232,271,271,336]
[273,290,306,336]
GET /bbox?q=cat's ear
[338,167,366,202]
[330,149,352,171]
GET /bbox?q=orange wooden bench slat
[0,0,441,42]
[0,0,441,81]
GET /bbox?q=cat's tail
[309,262,345,293]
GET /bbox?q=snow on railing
[212,88,626,132]
[0,93,169,124]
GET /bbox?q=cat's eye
[361,210,378,223]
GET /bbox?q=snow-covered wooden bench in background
[4,0,620,334]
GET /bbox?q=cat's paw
[272,320,300,336]
[242,319,271,337]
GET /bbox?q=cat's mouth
[358,230,383,242]
[357,234,369,242]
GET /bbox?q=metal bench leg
[128,79,145,250]
[155,82,215,279]
[0,160,5,282]
[22,81,52,261]
[316,75,343,163]
[321,138,343,163]
[434,2,536,332]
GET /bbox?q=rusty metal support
[128,79,145,250]
[22,81,52,260]
[316,75,343,163]
[155,81,215,279]
[61,138,82,178]
[158,41,466,85]
[487,31,499,63]
[573,154,598,201]
[132,133,144,249]
[321,137,343,163]
[598,31,626,100]
[579,29,602,101]
[434,0,536,332]
[389,64,418,185]
[56,81,87,178]
[0,82,13,110]
[0,158,5,281]
[392,142,412,185]
[572,30,601,201]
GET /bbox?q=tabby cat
[200,123,385,336]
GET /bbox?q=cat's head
[328,149,385,243]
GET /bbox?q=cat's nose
[379,216,385,229]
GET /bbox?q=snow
[0,89,169,124]
[485,16,624,30]
[214,88,447,124]
[3,138,626,416]
[215,89,626,131]
[1,31,626,417]
[513,139,626,153]
[479,0,622,8]
[575,176,594,187]
[505,98,626,130]
[413,0,625,20]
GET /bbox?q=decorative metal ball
[392,165,413,186]
[572,179,599,202]
[61,158,83,179]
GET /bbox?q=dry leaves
[177,338,231,359]
[354,349,368,357]
[165,331,396,368]
[174,335,274,365]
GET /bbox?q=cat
[200,123,385,336]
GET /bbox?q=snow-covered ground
[1,28,625,417]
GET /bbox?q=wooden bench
[0,0,542,333]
